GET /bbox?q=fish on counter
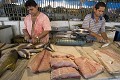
[0,43,19,56]
[23,43,44,49]
[22,42,55,52]
[27,50,45,73]
[51,54,75,60]
[18,49,31,59]
[50,54,78,69]
[0,43,6,49]
[0,49,19,77]
[51,67,81,80]
[15,44,28,51]
[38,50,51,72]
[0,50,1,58]
[101,42,111,48]
[75,56,104,79]
[16,42,54,59]
[94,50,120,74]
[27,50,51,73]
[0,44,19,51]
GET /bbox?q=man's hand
[24,35,30,42]
[31,36,39,44]
[105,39,110,43]
[96,36,105,43]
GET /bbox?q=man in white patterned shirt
[82,2,110,43]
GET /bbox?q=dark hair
[25,0,37,8]
[95,2,106,10]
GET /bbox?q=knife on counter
[101,42,111,48]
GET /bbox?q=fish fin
[0,63,16,76]
[46,47,54,52]
[49,44,55,52]
[9,63,16,71]
[0,67,7,76]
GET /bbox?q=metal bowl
[73,28,89,36]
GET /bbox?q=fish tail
[8,63,16,71]
[0,63,16,76]
[0,67,7,76]
[50,44,55,52]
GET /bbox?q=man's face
[27,6,38,16]
[94,7,105,17]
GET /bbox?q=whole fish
[101,42,110,48]
[1,44,19,51]
[52,39,86,46]
[23,43,54,52]
[0,49,18,77]
[17,43,55,59]
[0,50,1,58]
[0,43,6,49]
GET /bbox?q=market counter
[21,42,120,80]
[0,41,120,80]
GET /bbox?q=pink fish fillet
[51,55,77,69]
[100,49,120,62]
[51,67,81,80]
[27,50,45,73]
[75,57,104,78]
[38,50,51,72]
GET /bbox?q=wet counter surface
[0,42,120,80]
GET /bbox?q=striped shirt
[82,13,106,34]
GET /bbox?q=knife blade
[101,42,110,48]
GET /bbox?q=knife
[101,42,110,48]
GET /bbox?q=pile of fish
[0,42,55,77]
[50,54,104,79]
[17,43,55,59]
[50,54,80,80]
[27,50,105,79]
[0,49,18,76]
[0,43,20,77]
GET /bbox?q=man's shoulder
[83,14,92,21]
[85,14,92,18]
[25,14,30,19]
[102,17,105,21]
[39,12,48,18]
[36,12,49,21]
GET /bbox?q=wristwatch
[36,36,39,39]
[36,36,40,42]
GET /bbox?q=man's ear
[36,5,38,8]
[93,5,95,10]
[93,5,96,12]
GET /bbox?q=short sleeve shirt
[82,13,106,34]
[24,12,51,43]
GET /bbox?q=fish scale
[0,49,18,77]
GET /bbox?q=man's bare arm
[37,31,50,39]
[22,29,30,36]
[31,30,50,44]
[101,32,110,43]
[22,29,30,40]
[90,31,104,42]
